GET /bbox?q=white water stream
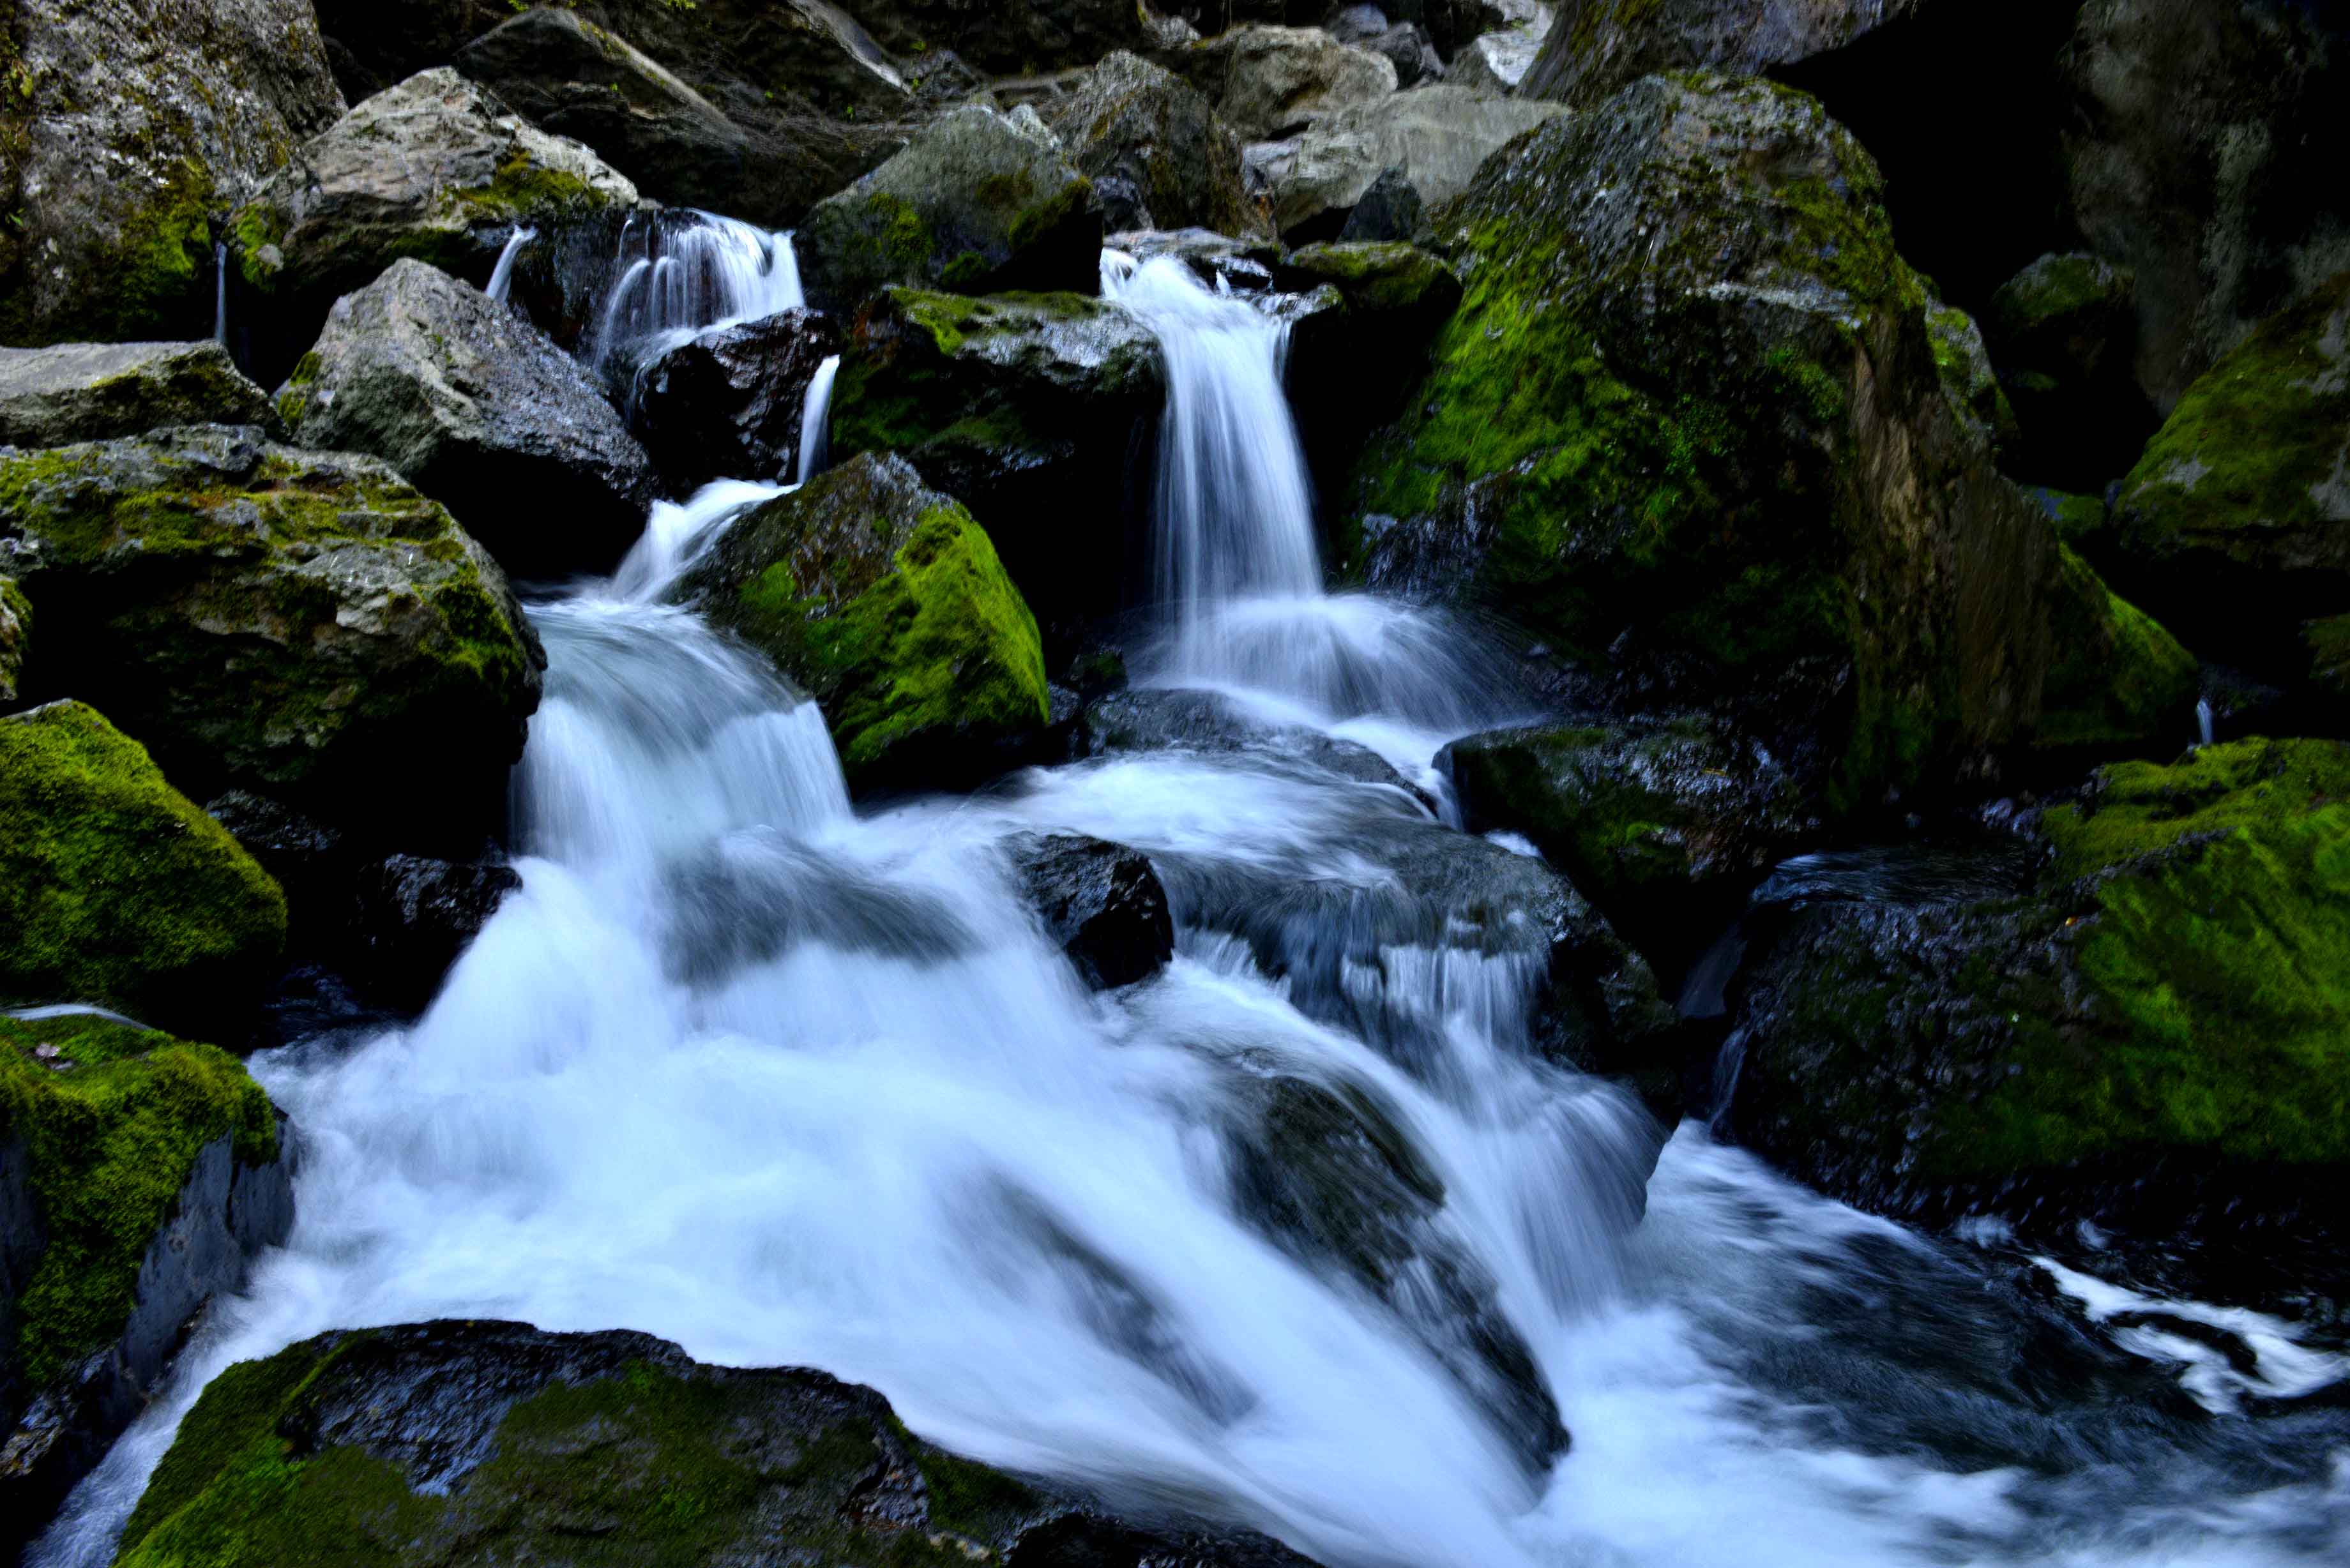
[30,246,2349,1568]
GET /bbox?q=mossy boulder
[0,342,278,449]
[796,105,1100,313]
[828,287,1163,645]
[0,1011,290,1549]
[1349,72,2070,815]
[275,259,656,577]
[2034,544,2202,755]
[1039,51,1266,239]
[2105,271,2350,677]
[0,702,285,1037]
[1519,0,1929,106]
[0,425,543,848]
[0,0,344,347]
[1925,304,2020,453]
[675,452,1049,792]
[0,576,26,704]
[1732,736,2350,1221]
[1984,252,2152,490]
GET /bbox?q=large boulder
[828,287,1164,646]
[2063,0,2350,413]
[1519,0,1929,106]
[0,1011,292,1552]
[229,68,643,381]
[1732,737,2350,1225]
[1247,84,1564,240]
[0,426,544,847]
[1348,74,2152,814]
[2035,543,2202,755]
[0,0,344,345]
[674,452,1050,791]
[0,702,286,1036]
[0,343,277,450]
[1039,52,1266,239]
[112,1320,1317,1568]
[2102,270,2350,678]
[1186,25,1400,140]
[273,259,657,577]
[1985,252,2154,490]
[796,105,1100,312]
[632,310,843,494]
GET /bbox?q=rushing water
[798,352,842,486]
[484,225,536,306]
[31,241,2350,1568]
[590,210,807,372]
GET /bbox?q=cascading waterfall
[591,210,805,371]
[484,225,536,305]
[798,354,842,486]
[212,242,228,348]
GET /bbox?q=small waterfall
[485,225,537,305]
[797,354,842,486]
[212,243,228,347]
[590,211,807,370]
[2197,696,2216,747]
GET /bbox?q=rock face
[0,1011,292,1553]
[1519,0,1929,106]
[828,287,1164,643]
[0,578,26,704]
[231,68,642,377]
[275,259,656,577]
[2035,543,2201,754]
[1283,242,1464,508]
[0,702,287,1037]
[0,426,544,847]
[112,1319,1319,1568]
[633,310,844,494]
[1190,25,1400,140]
[1248,84,1565,239]
[2104,269,2350,677]
[1925,303,2020,454]
[1040,52,1266,239]
[1007,833,1176,988]
[0,343,278,450]
[1986,252,2152,490]
[2063,0,2350,413]
[1731,737,2350,1223]
[1347,74,2113,812]
[856,0,1151,75]
[0,0,345,345]
[676,453,1050,791]
[798,105,1100,312]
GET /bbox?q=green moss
[2042,737,2350,877]
[228,200,289,290]
[1285,242,1459,314]
[2307,613,2350,701]
[0,701,285,1027]
[0,1013,277,1388]
[2034,545,2199,751]
[2022,485,2109,547]
[449,153,603,224]
[0,573,27,702]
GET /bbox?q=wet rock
[2063,0,2350,413]
[1077,687,1421,795]
[0,425,544,847]
[1985,252,2153,490]
[1247,84,1563,241]
[1007,833,1176,989]
[114,1318,1320,1568]
[351,856,520,1012]
[1189,25,1400,140]
[1282,242,1462,509]
[0,0,344,346]
[230,68,644,381]
[1039,52,1267,239]
[0,1012,292,1554]
[1519,0,1927,107]
[0,343,278,450]
[797,105,1100,312]
[0,703,287,1039]
[276,260,656,577]
[1731,737,2350,1228]
[632,309,843,494]
[674,453,1049,793]
[1335,167,1424,242]
[829,287,1163,646]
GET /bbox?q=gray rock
[1006,833,1176,989]
[797,105,1100,312]
[0,0,344,345]
[1448,23,1547,95]
[0,342,275,451]
[1520,0,1928,107]
[275,259,655,577]
[1040,52,1268,239]
[1192,25,1400,140]
[633,310,844,494]
[1248,84,1563,239]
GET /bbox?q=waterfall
[211,242,227,348]
[797,354,842,486]
[589,211,807,370]
[485,225,536,305]
[2197,696,2216,746]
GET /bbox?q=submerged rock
[1519,0,1927,106]
[275,259,656,577]
[113,1319,1319,1568]
[1007,833,1176,989]
[0,702,287,1039]
[0,0,344,345]
[632,309,843,494]
[1247,84,1563,240]
[0,343,278,450]
[0,1012,292,1552]
[676,453,1050,792]
[1187,25,1399,140]
[796,105,1100,312]
[0,425,544,847]
[1039,52,1266,239]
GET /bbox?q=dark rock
[1985,252,2155,491]
[632,309,843,494]
[276,259,657,577]
[0,343,278,450]
[1007,834,1176,988]
[116,1318,1323,1567]
[351,856,520,1012]
[856,0,1153,75]
[1077,686,1421,796]
[1335,167,1423,243]
[1520,0,1927,106]
[1359,22,1446,86]
[1039,52,1267,239]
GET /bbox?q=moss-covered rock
[0,575,26,704]
[2105,271,2350,676]
[1520,0,1929,107]
[675,452,1049,791]
[1983,251,2153,490]
[2033,545,2202,755]
[0,426,543,848]
[114,1320,1317,1568]
[2022,485,2111,548]
[1925,303,2020,453]
[2307,612,2350,707]
[797,105,1100,313]
[0,342,278,449]
[829,287,1162,645]
[0,702,285,1036]
[1039,51,1266,239]
[1732,736,2350,1220]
